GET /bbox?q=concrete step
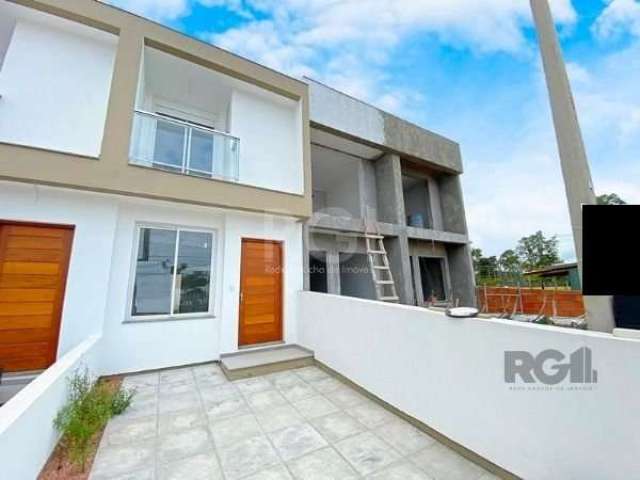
[220,344,314,381]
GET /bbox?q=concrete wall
[0,335,102,480]
[0,10,116,157]
[299,291,640,480]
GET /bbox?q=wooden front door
[0,222,74,372]
[238,239,283,346]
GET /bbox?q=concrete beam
[307,78,462,173]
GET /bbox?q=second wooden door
[238,239,283,346]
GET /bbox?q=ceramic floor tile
[374,419,435,455]
[255,404,305,433]
[410,443,486,480]
[247,389,288,411]
[324,387,367,409]
[91,439,156,478]
[293,395,340,419]
[210,413,263,447]
[366,461,433,480]
[234,376,274,396]
[206,396,249,421]
[157,427,213,464]
[310,411,366,443]
[159,408,207,435]
[268,423,328,462]
[335,431,401,476]
[158,452,223,480]
[102,415,156,446]
[217,435,281,480]
[345,401,395,428]
[293,367,330,383]
[287,447,358,480]
[244,464,293,480]
[278,382,317,403]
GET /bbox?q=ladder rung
[364,234,384,239]
[368,250,385,254]
[375,280,394,285]
[373,265,389,270]
[380,296,399,301]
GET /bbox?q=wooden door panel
[238,239,283,346]
[0,223,73,372]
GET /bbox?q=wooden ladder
[364,234,399,303]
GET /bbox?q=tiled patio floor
[90,364,498,480]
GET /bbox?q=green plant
[110,386,135,415]
[53,369,135,472]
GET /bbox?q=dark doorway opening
[309,251,328,293]
[419,257,446,302]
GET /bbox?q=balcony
[129,110,240,182]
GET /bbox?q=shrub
[53,369,135,472]
[110,386,135,415]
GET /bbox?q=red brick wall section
[476,287,585,317]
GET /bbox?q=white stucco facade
[229,88,304,195]
[0,181,303,375]
[0,4,117,157]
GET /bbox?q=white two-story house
[0,0,311,379]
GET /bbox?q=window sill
[123,314,216,324]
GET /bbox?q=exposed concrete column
[358,159,378,222]
[438,175,468,235]
[326,249,341,295]
[374,153,406,225]
[386,234,415,305]
[530,0,614,332]
[446,244,477,307]
[426,176,444,230]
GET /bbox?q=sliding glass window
[131,226,214,319]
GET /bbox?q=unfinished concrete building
[304,79,476,307]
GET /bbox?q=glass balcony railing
[129,110,240,182]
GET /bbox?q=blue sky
[106,0,640,260]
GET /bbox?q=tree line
[471,193,626,286]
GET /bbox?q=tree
[476,255,499,278]
[471,248,483,273]
[516,231,561,271]
[596,193,626,205]
[499,249,521,274]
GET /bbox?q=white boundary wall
[298,291,640,480]
[0,335,102,480]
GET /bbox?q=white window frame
[126,223,217,322]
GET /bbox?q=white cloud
[593,0,640,39]
[205,0,576,115]
[104,0,191,21]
